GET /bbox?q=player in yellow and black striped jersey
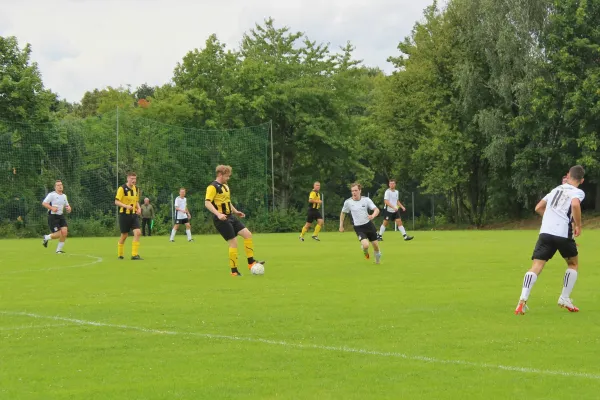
[299,181,324,242]
[204,164,265,277]
[114,172,143,260]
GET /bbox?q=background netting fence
[0,111,270,237]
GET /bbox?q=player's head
[350,183,362,200]
[567,165,585,186]
[179,188,186,197]
[126,172,137,186]
[54,180,63,193]
[388,179,396,190]
[144,197,150,204]
[216,165,232,183]
[313,181,320,191]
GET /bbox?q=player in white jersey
[515,165,585,315]
[41,180,72,253]
[170,188,193,242]
[339,183,382,264]
[377,179,413,241]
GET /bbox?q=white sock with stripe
[560,269,578,299]
[520,271,537,301]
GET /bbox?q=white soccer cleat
[558,296,579,312]
[375,252,381,264]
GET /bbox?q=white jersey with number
[174,197,188,220]
[384,189,399,212]
[342,197,377,226]
[43,192,69,215]
[540,183,585,238]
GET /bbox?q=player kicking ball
[339,183,382,264]
[515,165,585,315]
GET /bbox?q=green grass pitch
[1,230,599,399]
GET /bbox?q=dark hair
[569,165,585,181]
[389,179,396,183]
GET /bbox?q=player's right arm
[309,191,322,204]
[571,197,582,237]
[383,190,396,211]
[205,185,227,220]
[534,199,547,216]
[114,186,134,211]
[42,193,59,213]
[339,201,349,232]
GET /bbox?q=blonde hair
[216,165,232,176]
[350,182,362,190]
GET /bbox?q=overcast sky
[1,0,435,103]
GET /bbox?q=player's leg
[300,216,312,241]
[378,217,389,241]
[117,214,129,259]
[43,217,61,247]
[312,217,323,241]
[360,237,370,259]
[56,226,68,253]
[142,218,148,236]
[185,222,193,242]
[396,217,413,241]
[558,239,580,311]
[236,220,265,270]
[516,234,555,314]
[215,219,242,276]
[170,223,180,242]
[131,215,142,260]
[371,238,382,264]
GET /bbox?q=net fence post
[412,192,415,231]
[116,106,119,229]
[270,120,275,212]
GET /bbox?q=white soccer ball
[251,263,265,275]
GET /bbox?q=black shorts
[354,221,378,242]
[214,215,246,241]
[306,208,322,223]
[383,209,400,221]
[175,218,189,224]
[531,233,578,261]
[48,214,68,232]
[119,213,141,234]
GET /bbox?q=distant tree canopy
[1,0,600,230]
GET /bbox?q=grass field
[1,230,600,399]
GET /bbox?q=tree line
[1,0,599,232]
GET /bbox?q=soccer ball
[251,263,265,275]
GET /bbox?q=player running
[515,165,585,315]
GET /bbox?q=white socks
[398,226,407,236]
[56,242,65,252]
[186,229,192,241]
[170,229,177,240]
[379,225,386,235]
[44,234,51,240]
[520,271,538,301]
[561,269,578,299]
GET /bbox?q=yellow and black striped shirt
[309,190,321,209]
[115,184,139,214]
[206,181,232,215]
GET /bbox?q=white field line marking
[1,254,103,275]
[2,311,599,380]
[0,323,71,331]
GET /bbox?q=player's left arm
[65,195,72,213]
[230,204,245,218]
[571,197,582,237]
[397,200,406,212]
[534,199,547,216]
[367,199,380,220]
